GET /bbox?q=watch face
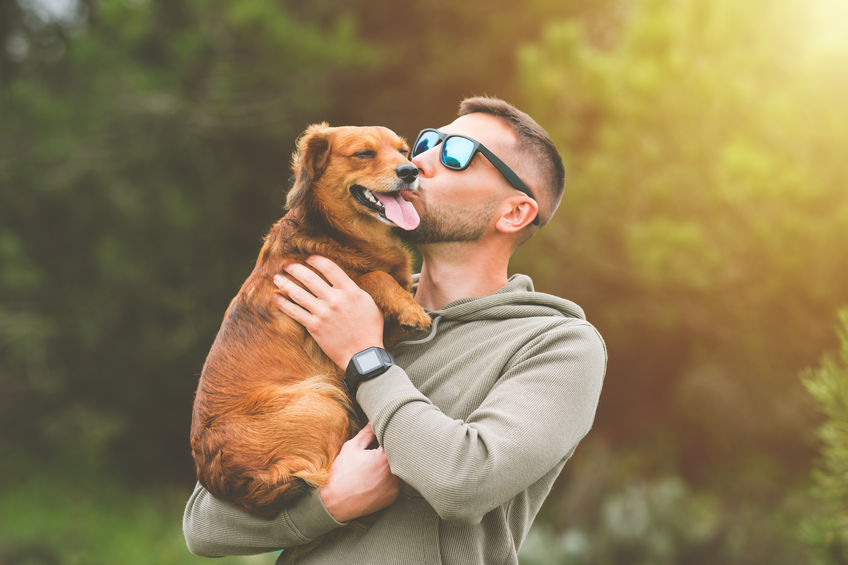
[354,349,382,373]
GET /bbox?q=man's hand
[319,424,400,522]
[272,255,385,369]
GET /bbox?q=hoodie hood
[412,273,586,322]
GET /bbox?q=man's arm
[357,322,606,524]
[183,482,339,557]
[275,256,607,525]
[183,425,399,556]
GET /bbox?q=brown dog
[190,123,431,519]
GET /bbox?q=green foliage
[511,1,848,559]
[0,0,645,485]
[296,0,625,139]
[0,468,273,565]
[514,0,848,476]
[3,0,848,562]
[802,310,848,563]
[520,438,814,565]
[0,0,377,479]
[521,476,721,565]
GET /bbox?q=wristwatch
[344,346,396,395]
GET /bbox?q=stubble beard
[400,198,498,244]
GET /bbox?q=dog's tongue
[374,192,420,230]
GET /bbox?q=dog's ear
[286,122,332,210]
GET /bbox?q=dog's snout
[395,164,419,183]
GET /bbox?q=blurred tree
[3,4,846,562]
[0,0,647,483]
[802,310,848,564]
[284,0,628,141]
[0,0,375,480]
[514,0,848,484]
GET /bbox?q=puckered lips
[350,185,420,230]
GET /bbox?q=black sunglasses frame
[413,128,540,225]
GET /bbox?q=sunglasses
[412,128,539,225]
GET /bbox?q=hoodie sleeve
[356,320,606,525]
[182,481,345,556]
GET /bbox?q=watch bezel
[344,346,395,395]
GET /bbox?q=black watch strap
[344,346,395,395]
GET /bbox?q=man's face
[400,113,521,244]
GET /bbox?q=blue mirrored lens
[413,131,441,157]
[443,137,475,170]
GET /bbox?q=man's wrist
[344,346,395,396]
[318,482,348,523]
[341,343,384,371]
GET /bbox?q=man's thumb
[349,423,375,449]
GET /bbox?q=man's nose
[410,152,432,178]
[395,163,419,183]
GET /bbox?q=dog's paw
[398,307,432,332]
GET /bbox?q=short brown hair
[458,96,565,229]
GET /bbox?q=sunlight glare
[806,0,848,55]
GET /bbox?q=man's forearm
[356,323,607,524]
[183,482,343,556]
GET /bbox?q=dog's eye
[353,150,376,158]
[399,148,409,156]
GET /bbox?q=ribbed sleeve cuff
[280,488,346,543]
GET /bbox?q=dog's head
[286,123,421,234]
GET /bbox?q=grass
[0,470,280,565]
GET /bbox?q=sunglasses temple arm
[478,146,540,225]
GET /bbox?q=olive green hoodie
[184,274,606,564]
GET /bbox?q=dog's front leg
[355,271,431,331]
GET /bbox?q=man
[183,97,606,564]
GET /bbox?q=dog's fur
[190,123,430,519]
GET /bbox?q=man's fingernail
[273,274,285,286]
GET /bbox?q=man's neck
[414,241,511,311]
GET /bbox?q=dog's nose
[395,164,419,183]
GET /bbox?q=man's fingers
[272,293,313,327]
[273,275,322,313]
[306,255,356,290]
[349,424,375,449]
[283,262,334,299]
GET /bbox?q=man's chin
[396,205,492,244]
[397,226,423,243]
[397,219,444,244]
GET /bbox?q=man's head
[403,96,564,248]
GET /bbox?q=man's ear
[286,122,332,210]
[495,197,539,234]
